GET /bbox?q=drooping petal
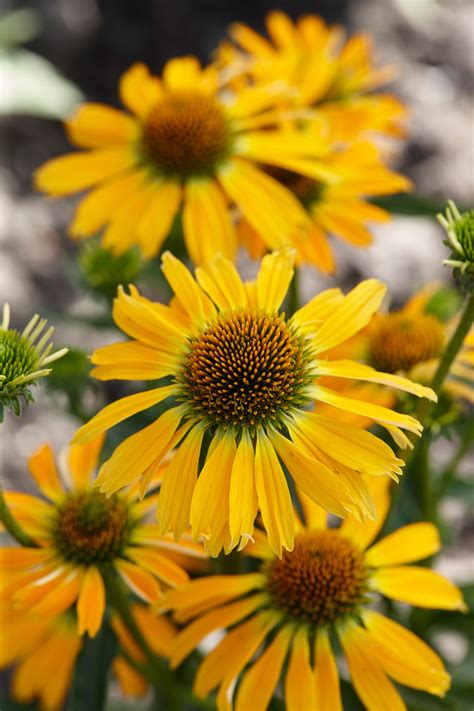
[125,547,189,588]
[116,560,162,603]
[157,424,205,540]
[339,476,392,550]
[77,567,106,637]
[361,610,451,697]
[371,566,467,611]
[285,627,316,711]
[314,628,342,711]
[365,523,441,567]
[340,623,406,711]
[254,430,295,556]
[229,430,258,549]
[235,624,293,711]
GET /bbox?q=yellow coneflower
[0,435,207,637]
[328,284,474,406]
[0,303,68,419]
[162,478,465,711]
[72,249,435,557]
[238,140,411,273]
[33,57,343,262]
[0,603,82,711]
[218,10,407,143]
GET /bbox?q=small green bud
[79,240,144,300]
[0,304,68,420]
[437,200,474,292]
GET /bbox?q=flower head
[162,479,465,711]
[0,434,207,637]
[438,200,474,292]
[34,57,341,263]
[0,303,68,420]
[219,11,407,143]
[73,250,435,557]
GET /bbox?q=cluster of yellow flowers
[1,11,473,711]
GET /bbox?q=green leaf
[0,699,38,711]
[401,687,459,710]
[66,622,118,711]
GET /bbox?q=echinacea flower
[438,200,474,292]
[326,284,474,406]
[73,249,435,557]
[161,478,465,711]
[0,435,207,637]
[218,11,407,143]
[238,141,411,273]
[0,603,82,711]
[34,57,340,262]
[0,303,68,420]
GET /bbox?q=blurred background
[0,0,473,706]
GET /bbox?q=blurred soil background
[0,0,473,690]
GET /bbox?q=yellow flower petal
[235,624,293,711]
[340,623,406,711]
[69,171,145,238]
[77,566,105,637]
[311,384,423,434]
[182,179,237,264]
[102,185,154,254]
[157,424,205,540]
[269,428,354,519]
[116,560,162,603]
[126,547,189,588]
[161,251,216,324]
[162,56,202,90]
[32,570,82,617]
[113,657,148,698]
[362,610,451,697]
[27,443,64,501]
[0,547,52,569]
[95,406,184,495]
[169,593,266,669]
[297,488,327,530]
[136,181,182,258]
[195,254,247,312]
[119,63,161,117]
[312,279,387,353]
[229,430,258,550]
[66,433,105,489]
[292,287,344,329]
[314,628,342,711]
[256,248,295,312]
[316,359,437,401]
[90,341,180,381]
[195,611,278,701]
[255,430,295,556]
[366,522,441,567]
[190,431,235,555]
[34,148,134,196]
[285,627,316,711]
[66,103,137,148]
[72,385,177,444]
[371,566,467,610]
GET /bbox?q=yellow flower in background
[111,602,176,699]
[327,284,474,406]
[73,249,435,557]
[0,303,68,420]
[0,435,207,637]
[34,57,342,263]
[219,10,407,143]
[0,603,82,711]
[162,479,465,711]
[238,141,411,273]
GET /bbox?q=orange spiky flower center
[52,490,132,564]
[142,90,232,177]
[180,309,313,428]
[369,312,445,373]
[266,530,368,625]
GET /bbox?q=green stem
[409,292,474,519]
[104,570,182,710]
[0,487,38,547]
